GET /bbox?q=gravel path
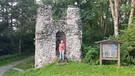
[0,56,33,76]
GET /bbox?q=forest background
[1,0,135,65]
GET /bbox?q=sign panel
[102,44,117,58]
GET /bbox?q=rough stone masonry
[35,5,82,68]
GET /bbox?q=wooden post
[118,44,120,66]
[100,44,102,65]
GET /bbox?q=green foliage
[83,46,99,65]
[82,23,105,46]
[120,4,131,13]
[0,0,37,55]
[3,61,135,76]
[109,36,133,65]
[0,36,13,55]
[81,44,88,58]
[109,21,135,65]
[121,22,135,65]
[41,0,72,20]
[81,0,114,37]
[0,0,135,67]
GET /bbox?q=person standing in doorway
[59,40,65,60]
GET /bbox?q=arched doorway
[56,31,66,56]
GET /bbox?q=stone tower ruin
[35,5,82,68]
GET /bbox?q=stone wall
[35,5,82,68]
[35,5,56,68]
[66,5,82,62]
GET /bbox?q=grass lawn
[3,56,35,76]
[3,57,135,76]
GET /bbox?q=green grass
[3,56,34,76]
[3,69,19,76]
[3,58,135,76]
[0,53,34,67]
[15,56,35,70]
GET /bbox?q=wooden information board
[102,44,117,58]
[95,40,122,66]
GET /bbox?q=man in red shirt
[59,40,65,60]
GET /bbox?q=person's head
[60,40,63,43]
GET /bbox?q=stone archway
[56,31,66,56]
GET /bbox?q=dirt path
[0,56,33,76]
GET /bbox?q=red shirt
[59,43,65,51]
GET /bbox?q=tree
[128,0,135,25]
[0,0,16,54]
[15,0,37,53]
[0,0,37,55]
[109,0,120,37]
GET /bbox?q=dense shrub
[81,44,89,58]
[82,45,99,65]
[109,22,135,65]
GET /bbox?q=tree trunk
[109,0,119,37]
[128,0,135,25]
[19,34,22,54]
